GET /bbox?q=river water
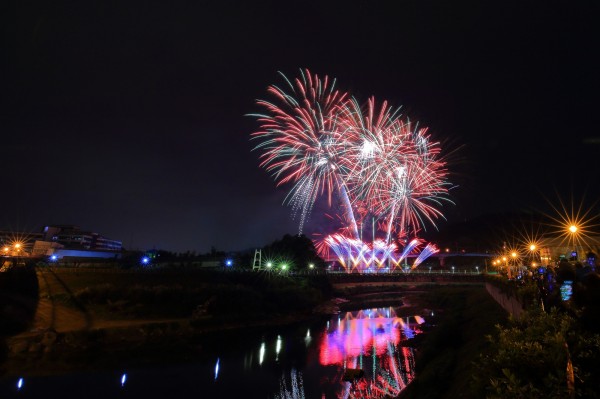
[2,307,425,399]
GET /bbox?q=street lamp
[529,244,537,267]
[568,224,580,261]
[510,251,518,278]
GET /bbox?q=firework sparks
[251,70,453,272]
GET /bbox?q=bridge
[326,270,486,286]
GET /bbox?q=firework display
[251,69,451,272]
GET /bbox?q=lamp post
[529,244,538,269]
[568,224,579,261]
[511,251,518,278]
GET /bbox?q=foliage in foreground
[476,306,600,399]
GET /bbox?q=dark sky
[3,0,599,252]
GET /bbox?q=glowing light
[259,342,265,365]
[529,244,536,251]
[361,139,377,158]
[121,373,127,387]
[225,259,233,267]
[50,255,58,261]
[17,378,24,390]
[214,358,220,381]
[276,335,282,356]
[141,257,150,265]
[560,281,573,301]
[266,262,272,268]
[308,263,314,269]
[281,264,287,270]
[569,225,578,233]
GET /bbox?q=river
[1,306,426,399]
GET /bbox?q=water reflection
[2,307,424,399]
[276,335,282,360]
[274,369,305,399]
[259,341,266,365]
[319,307,424,398]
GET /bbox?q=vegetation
[477,306,600,398]
[46,269,332,322]
[476,265,600,398]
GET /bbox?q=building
[42,225,122,251]
[1,225,123,260]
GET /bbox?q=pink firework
[337,97,451,238]
[250,69,355,234]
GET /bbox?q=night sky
[3,0,599,253]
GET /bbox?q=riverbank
[398,286,508,399]
[0,267,333,377]
[2,309,331,378]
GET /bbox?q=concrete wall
[485,282,524,319]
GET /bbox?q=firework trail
[251,69,453,272]
[412,243,439,269]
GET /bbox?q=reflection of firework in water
[320,308,424,398]
[274,369,305,399]
[251,69,452,271]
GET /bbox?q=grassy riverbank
[0,267,333,377]
[399,286,508,399]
